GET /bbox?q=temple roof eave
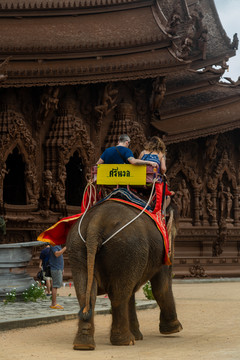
[152,94,240,144]
[0,48,190,87]
[0,6,169,54]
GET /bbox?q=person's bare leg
[46,279,51,294]
[51,287,57,306]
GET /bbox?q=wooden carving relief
[44,96,95,210]
[94,83,118,130]
[0,105,39,207]
[166,2,208,60]
[149,77,166,121]
[38,87,60,128]
[168,133,239,232]
[104,100,146,155]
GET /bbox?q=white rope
[78,181,96,243]
[78,178,160,247]
[101,178,157,246]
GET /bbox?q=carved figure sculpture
[166,8,181,35]
[231,33,239,50]
[25,165,38,205]
[67,201,182,350]
[218,183,227,218]
[207,175,218,191]
[43,170,53,209]
[134,87,148,116]
[205,135,218,161]
[0,163,9,204]
[192,176,202,191]
[197,28,208,58]
[206,193,214,218]
[58,165,67,189]
[54,183,66,209]
[201,56,229,75]
[226,187,233,219]
[94,83,118,120]
[179,179,190,218]
[173,189,182,214]
[40,87,60,119]
[150,77,166,117]
[199,192,204,219]
[224,76,240,87]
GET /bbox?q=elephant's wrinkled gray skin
[67,201,182,350]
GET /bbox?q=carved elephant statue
[67,201,182,350]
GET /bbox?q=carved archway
[65,151,85,206]
[45,110,95,210]
[3,147,26,205]
[0,109,39,206]
[214,150,237,189]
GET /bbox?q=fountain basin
[0,241,45,296]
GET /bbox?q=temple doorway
[65,151,85,206]
[3,147,26,205]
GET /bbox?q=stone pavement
[0,294,157,331]
[1,278,240,332]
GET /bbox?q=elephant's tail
[80,231,98,321]
[167,208,177,261]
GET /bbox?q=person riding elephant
[96,134,159,168]
[66,200,182,350]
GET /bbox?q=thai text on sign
[96,164,147,185]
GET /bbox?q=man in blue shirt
[39,244,51,296]
[96,134,159,168]
[49,244,67,310]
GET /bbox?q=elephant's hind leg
[72,270,97,350]
[151,269,183,335]
[73,319,96,350]
[110,297,135,346]
[128,294,143,340]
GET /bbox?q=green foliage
[22,282,47,302]
[3,282,47,304]
[3,289,17,304]
[143,281,155,300]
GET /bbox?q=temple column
[194,189,200,226]
[211,190,218,226]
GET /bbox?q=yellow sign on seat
[96,164,147,185]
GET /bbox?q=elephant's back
[84,200,156,232]
[82,200,163,249]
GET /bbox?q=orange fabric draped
[37,213,82,246]
[37,199,171,265]
[152,182,163,214]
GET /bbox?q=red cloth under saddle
[37,199,171,265]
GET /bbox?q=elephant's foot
[131,328,143,341]
[160,319,183,335]
[73,323,95,350]
[110,330,135,346]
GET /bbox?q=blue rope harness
[97,188,152,210]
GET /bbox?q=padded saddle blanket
[37,198,171,265]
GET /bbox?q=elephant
[66,200,182,350]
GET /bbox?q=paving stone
[0,296,157,331]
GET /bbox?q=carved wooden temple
[0,0,240,278]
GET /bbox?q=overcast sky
[214,0,239,81]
